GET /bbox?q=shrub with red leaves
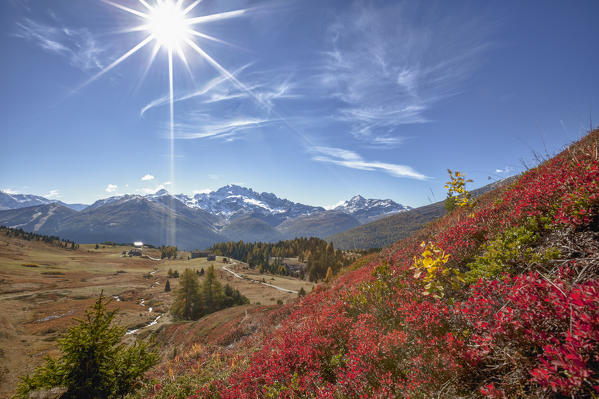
[216,131,599,398]
[139,131,599,398]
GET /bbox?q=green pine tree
[15,293,157,399]
[200,265,224,314]
[171,269,202,320]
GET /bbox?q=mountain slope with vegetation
[135,130,599,398]
[276,210,361,240]
[328,178,514,250]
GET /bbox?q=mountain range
[0,186,411,249]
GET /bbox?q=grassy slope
[136,130,599,398]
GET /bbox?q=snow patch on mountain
[334,195,412,223]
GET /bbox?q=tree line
[1,226,79,250]
[171,266,248,321]
[210,237,352,282]
[160,245,178,259]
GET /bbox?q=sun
[146,1,191,50]
[83,0,258,245]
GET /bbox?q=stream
[125,315,162,335]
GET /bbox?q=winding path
[222,263,298,294]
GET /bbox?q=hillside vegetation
[133,130,599,398]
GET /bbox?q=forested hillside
[210,237,352,281]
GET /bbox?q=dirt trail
[222,262,298,294]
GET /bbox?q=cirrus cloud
[312,146,428,180]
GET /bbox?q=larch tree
[171,269,202,320]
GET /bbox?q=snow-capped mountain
[0,191,54,210]
[334,195,411,223]
[0,191,88,212]
[73,187,411,224]
[174,185,324,220]
[85,194,141,211]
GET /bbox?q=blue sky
[0,0,598,208]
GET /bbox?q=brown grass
[0,235,313,397]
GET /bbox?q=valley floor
[0,237,312,398]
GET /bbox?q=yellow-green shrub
[444,169,473,210]
[412,242,464,298]
[465,220,560,283]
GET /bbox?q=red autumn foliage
[211,131,599,398]
[139,131,599,398]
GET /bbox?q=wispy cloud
[174,116,275,141]
[139,66,248,117]
[320,2,488,146]
[495,166,514,174]
[312,146,428,180]
[2,188,19,195]
[141,174,155,181]
[45,189,61,199]
[140,63,298,117]
[141,64,296,141]
[105,184,118,193]
[15,17,104,71]
[193,188,213,195]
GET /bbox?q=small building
[128,248,142,257]
[283,262,305,277]
[191,250,210,259]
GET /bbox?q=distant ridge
[328,178,516,249]
[0,191,87,211]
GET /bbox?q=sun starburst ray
[188,29,238,48]
[183,0,203,15]
[175,42,195,82]
[111,24,150,34]
[135,42,162,92]
[167,48,176,245]
[103,0,149,18]
[183,37,267,109]
[138,0,154,11]
[76,35,154,92]
[187,9,247,25]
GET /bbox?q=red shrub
[211,131,599,398]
